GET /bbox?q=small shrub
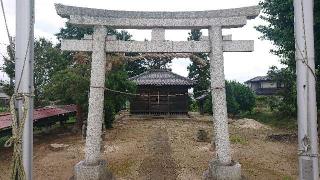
[188,98,198,112]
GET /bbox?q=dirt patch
[232,118,270,130]
[0,115,298,180]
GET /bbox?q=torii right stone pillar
[204,26,241,180]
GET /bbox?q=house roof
[195,92,210,101]
[245,76,272,83]
[129,69,195,86]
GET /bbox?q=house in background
[0,86,9,107]
[245,76,284,95]
[195,92,209,115]
[129,69,195,115]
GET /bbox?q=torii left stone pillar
[74,25,112,180]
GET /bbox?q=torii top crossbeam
[55,4,259,53]
[55,4,260,29]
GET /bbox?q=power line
[92,85,210,97]
[294,0,317,80]
[0,0,13,52]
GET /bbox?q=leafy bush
[226,81,256,115]
[201,81,256,116]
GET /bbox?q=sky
[0,0,283,82]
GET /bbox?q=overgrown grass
[240,96,297,131]
[282,176,293,180]
[241,108,297,130]
[230,134,248,145]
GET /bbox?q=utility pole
[294,0,319,179]
[15,0,34,179]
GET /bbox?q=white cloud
[0,0,282,83]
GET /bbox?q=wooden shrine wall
[130,85,189,114]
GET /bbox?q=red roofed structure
[0,105,77,133]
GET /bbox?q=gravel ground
[0,114,298,180]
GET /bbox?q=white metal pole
[15,0,34,179]
[304,0,319,178]
[294,0,319,179]
[294,0,309,178]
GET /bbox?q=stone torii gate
[55,4,260,180]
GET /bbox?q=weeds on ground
[230,134,248,145]
[282,176,293,180]
[241,108,296,131]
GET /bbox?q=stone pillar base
[74,160,113,180]
[203,160,241,180]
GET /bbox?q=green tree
[2,45,15,88]
[1,38,71,106]
[56,24,93,41]
[141,57,172,70]
[34,38,71,106]
[104,67,136,128]
[50,23,137,129]
[256,0,320,116]
[187,29,210,98]
[125,60,147,77]
[267,66,296,116]
[203,81,255,116]
[44,63,90,108]
[43,53,91,130]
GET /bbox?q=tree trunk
[75,104,83,131]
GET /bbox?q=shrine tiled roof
[129,69,195,86]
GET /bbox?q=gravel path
[138,127,178,180]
